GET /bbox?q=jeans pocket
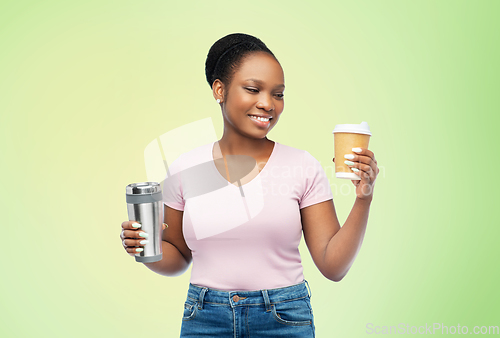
[182,296,198,321]
[271,298,312,326]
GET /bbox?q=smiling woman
[120,32,378,338]
[211,47,285,145]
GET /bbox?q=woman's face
[215,52,285,140]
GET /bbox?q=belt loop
[261,289,271,312]
[198,287,208,310]
[304,279,312,298]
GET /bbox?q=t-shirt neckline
[210,141,279,188]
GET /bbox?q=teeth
[249,115,270,122]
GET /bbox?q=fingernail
[140,240,149,245]
[351,168,360,172]
[352,147,362,153]
[139,232,148,238]
[132,222,141,228]
[344,160,355,166]
[135,248,144,252]
[344,154,355,160]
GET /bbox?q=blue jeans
[180,279,315,337]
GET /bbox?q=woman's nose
[257,94,274,111]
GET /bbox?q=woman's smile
[248,114,272,128]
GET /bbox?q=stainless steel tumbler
[126,182,163,263]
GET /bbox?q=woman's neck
[217,132,274,157]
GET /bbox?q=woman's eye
[245,88,283,99]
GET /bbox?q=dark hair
[205,33,277,91]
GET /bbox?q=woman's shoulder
[274,142,326,170]
[274,141,308,156]
[274,141,314,161]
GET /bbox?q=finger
[122,229,149,239]
[121,221,146,239]
[344,152,375,168]
[123,238,149,248]
[347,162,373,178]
[344,154,372,166]
[123,237,148,256]
[125,246,145,255]
[346,157,378,181]
[121,220,142,230]
[351,147,375,163]
[352,167,369,180]
[353,156,378,176]
[360,169,371,180]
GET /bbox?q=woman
[120,33,379,337]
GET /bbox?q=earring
[217,99,221,104]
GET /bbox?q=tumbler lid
[126,182,161,195]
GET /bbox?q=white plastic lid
[332,121,371,135]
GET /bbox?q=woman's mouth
[248,114,272,127]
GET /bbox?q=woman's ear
[212,79,225,103]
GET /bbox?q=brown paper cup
[332,121,372,180]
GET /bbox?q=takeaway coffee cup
[126,182,163,263]
[332,121,372,180]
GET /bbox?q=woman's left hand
[336,148,379,201]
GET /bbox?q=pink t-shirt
[162,141,333,291]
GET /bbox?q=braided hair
[205,33,277,92]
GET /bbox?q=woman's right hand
[120,221,149,256]
[120,221,150,256]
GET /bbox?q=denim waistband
[186,279,312,310]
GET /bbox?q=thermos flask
[126,182,163,263]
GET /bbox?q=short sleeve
[299,151,333,209]
[162,156,185,211]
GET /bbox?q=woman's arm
[142,205,192,277]
[301,197,371,282]
[302,147,378,281]
[300,198,371,282]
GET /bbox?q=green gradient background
[1,1,498,337]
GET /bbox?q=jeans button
[232,295,240,302]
